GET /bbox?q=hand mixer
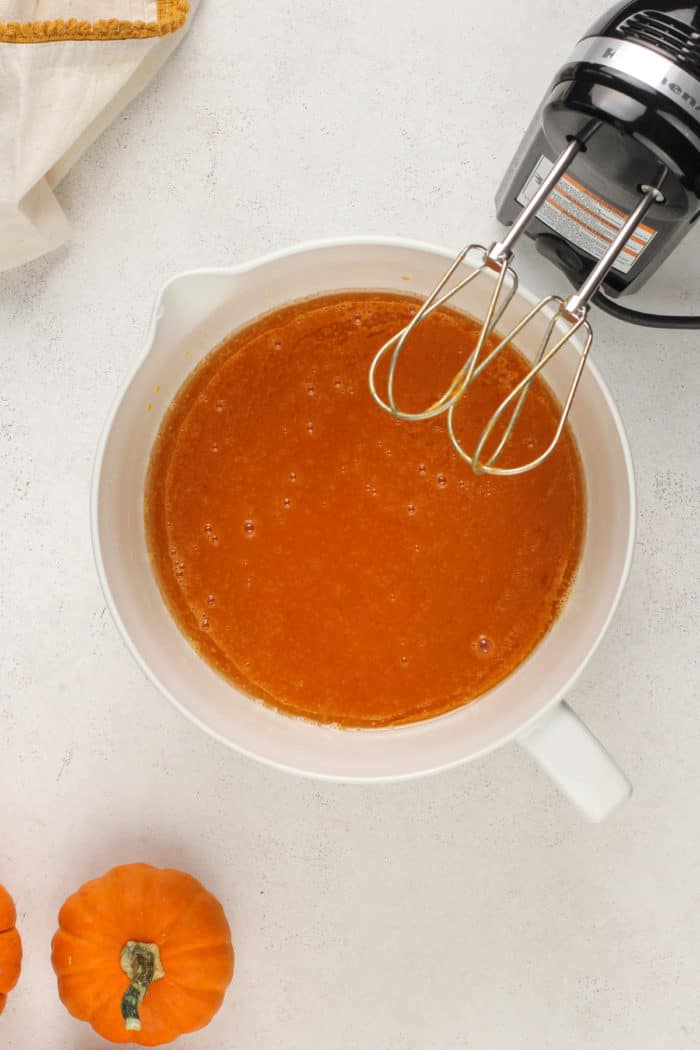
[369,0,700,475]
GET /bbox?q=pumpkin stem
[120,941,165,1032]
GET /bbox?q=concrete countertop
[2,1,699,1047]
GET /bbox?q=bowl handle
[518,701,631,821]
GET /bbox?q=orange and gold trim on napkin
[0,0,188,42]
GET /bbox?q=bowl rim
[90,235,637,782]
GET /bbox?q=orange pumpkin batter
[145,292,585,727]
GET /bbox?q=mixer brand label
[517,156,657,274]
[568,37,700,117]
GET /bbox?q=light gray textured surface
[1,1,699,1047]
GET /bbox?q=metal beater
[370,0,700,476]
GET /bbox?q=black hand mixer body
[496,1,700,296]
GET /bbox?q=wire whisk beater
[369,138,663,476]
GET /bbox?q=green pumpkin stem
[120,941,165,1032]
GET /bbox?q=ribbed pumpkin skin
[51,864,234,1045]
[0,885,22,1015]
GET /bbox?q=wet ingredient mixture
[145,292,585,727]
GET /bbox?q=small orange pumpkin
[51,863,234,1046]
[0,884,22,1015]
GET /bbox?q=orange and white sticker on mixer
[517,155,657,275]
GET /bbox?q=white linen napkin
[0,0,196,271]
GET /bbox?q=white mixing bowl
[92,238,635,820]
